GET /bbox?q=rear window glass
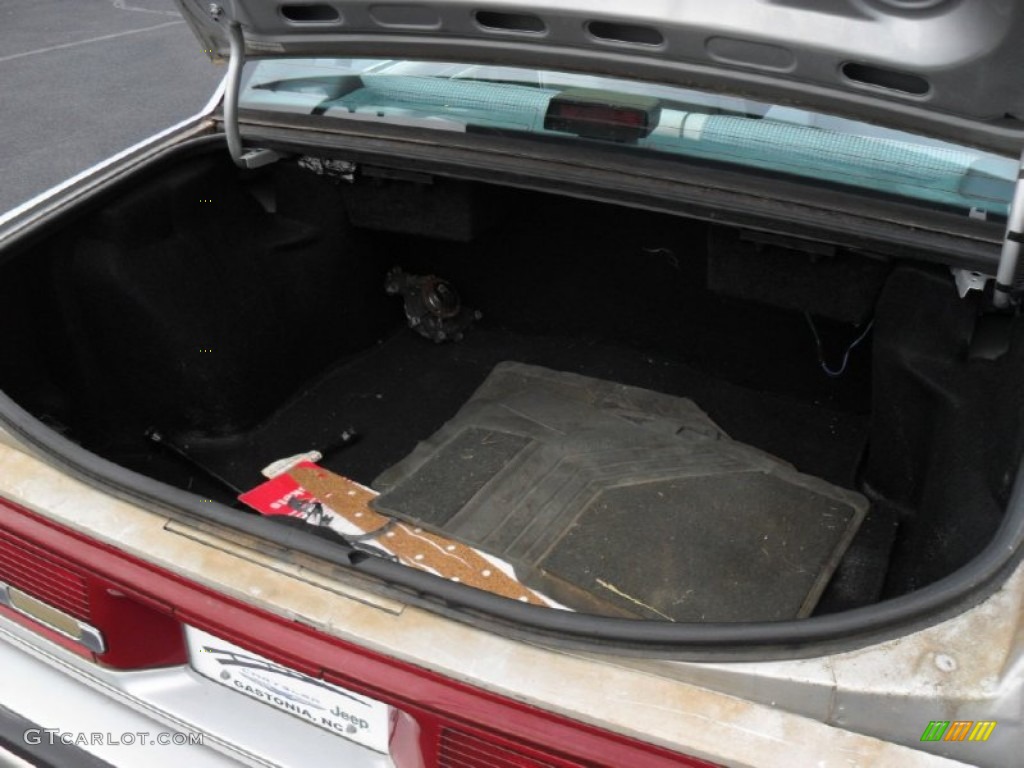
[240,58,1017,218]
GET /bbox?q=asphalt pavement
[0,0,225,215]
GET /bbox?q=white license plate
[186,627,391,753]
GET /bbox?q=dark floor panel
[170,326,871,500]
[373,363,869,621]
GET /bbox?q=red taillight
[387,694,718,768]
[0,494,718,767]
[439,728,580,768]
[0,501,186,669]
[390,711,592,768]
[0,527,91,617]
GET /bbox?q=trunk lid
[174,0,1024,153]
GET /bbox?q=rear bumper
[0,615,392,768]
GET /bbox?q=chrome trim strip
[0,579,106,654]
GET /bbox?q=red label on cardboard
[238,461,322,517]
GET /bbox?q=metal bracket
[219,10,284,169]
[952,267,989,299]
[993,150,1024,308]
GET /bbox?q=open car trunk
[2,145,1022,625]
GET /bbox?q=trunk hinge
[211,4,283,169]
[993,149,1024,308]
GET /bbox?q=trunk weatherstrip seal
[0,382,1021,657]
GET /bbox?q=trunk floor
[177,326,871,497]
[371,362,869,621]
[134,326,888,616]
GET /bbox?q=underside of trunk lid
[175,0,1024,154]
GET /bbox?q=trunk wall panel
[47,157,392,439]
[368,190,874,416]
[867,266,1024,594]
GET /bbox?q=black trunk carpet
[174,326,871,492]
[161,327,880,616]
